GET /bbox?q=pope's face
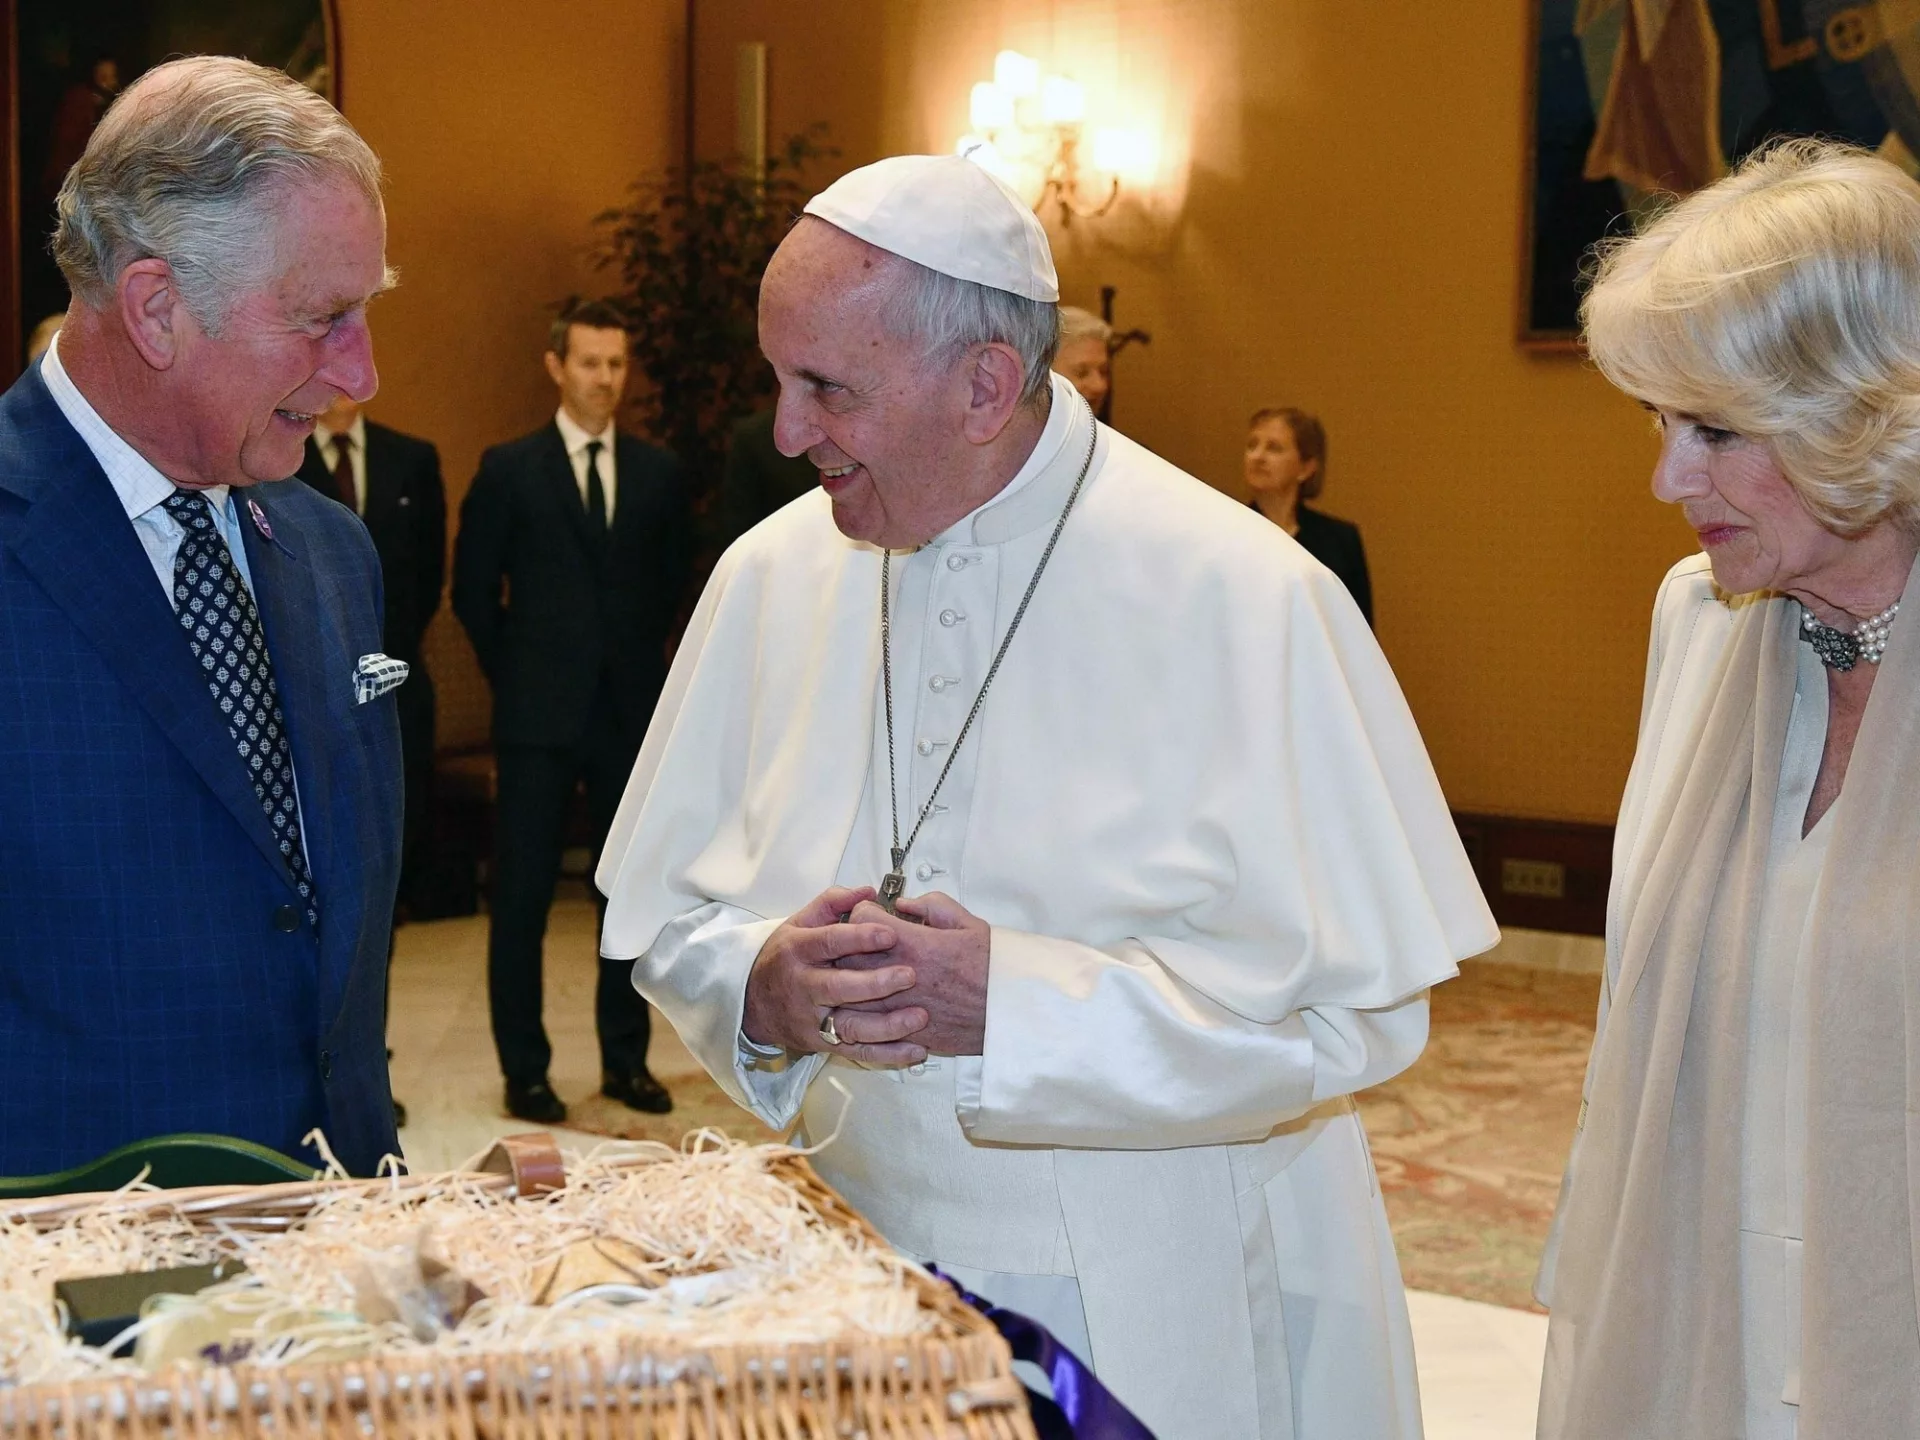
[1648,408,1850,597]
[169,177,384,488]
[759,219,976,548]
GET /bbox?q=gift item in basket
[54,1261,247,1354]
[0,1132,1037,1440]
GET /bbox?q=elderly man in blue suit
[0,57,404,1177]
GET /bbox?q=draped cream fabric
[599,377,1498,1436]
[1539,552,1920,1438]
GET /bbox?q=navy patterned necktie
[163,490,318,929]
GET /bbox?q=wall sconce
[955,49,1158,226]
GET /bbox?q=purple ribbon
[932,1268,1158,1440]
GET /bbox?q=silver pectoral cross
[878,847,907,914]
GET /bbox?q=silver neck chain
[877,401,1099,911]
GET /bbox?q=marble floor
[389,896,1550,1437]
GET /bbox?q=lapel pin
[247,496,274,541]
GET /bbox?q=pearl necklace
[1800,598,1900,671]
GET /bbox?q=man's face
[317,392,361,432]
[759,220,973,548]
[169,177,385,488]
[1056,335,1109,411]
[545,325,628,433]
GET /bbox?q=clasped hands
[741,885,988,1065]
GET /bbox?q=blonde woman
[1538,139,1920,1439]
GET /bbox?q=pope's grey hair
[880,255,1060,409]
[53,55,384,334]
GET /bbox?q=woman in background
[1056,304,1112,413]
[1245,406,1372,624]
[1538,138,1920,1439]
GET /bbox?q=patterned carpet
[1358,962,1599,1311]
[570,959,1600,1313]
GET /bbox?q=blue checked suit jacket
[0,364,404,1178]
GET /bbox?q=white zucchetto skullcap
[803,154,1060,303]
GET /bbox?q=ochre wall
[691,0,1697,823]
[332,0,683,747]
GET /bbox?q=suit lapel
[239,494,341,920]
[607,435,640,547]
[295,437,332,497]
[5,441,294,883]
[360,425,397,533]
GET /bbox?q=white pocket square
[353,653,409,704]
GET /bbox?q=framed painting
[4,0,339,375]
[1521,0,1920,348]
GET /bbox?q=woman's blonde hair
[1582,137,1920,535]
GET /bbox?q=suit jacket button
[272,903,300,933]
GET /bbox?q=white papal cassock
[598,375,1498,1439]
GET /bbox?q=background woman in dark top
[1244,406,1373,625]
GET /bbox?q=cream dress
[1740,632,1834,1440]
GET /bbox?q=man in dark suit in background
[297,395,444,911]
[452,299,691,1125]
[0,57,404,1177]
[706,407,816,556]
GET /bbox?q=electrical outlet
[1501,858,1566,899]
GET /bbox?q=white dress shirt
[40,332,303,825]
[40,332,258,604]
[554,407,617,525]
[313,412,368,516]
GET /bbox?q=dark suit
[0,366,402,1177]
[1293,504,1373,627]
[296,422,445,906]
[708,408,817,554]
[452,422,690,1085]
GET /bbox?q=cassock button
[939,609,964,627]
[946,553,970,571]
[915,862,934,881]
[272,903,301,933]
[916,739,935,756]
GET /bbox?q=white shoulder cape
[599,415,1494,1021]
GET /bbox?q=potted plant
[589,127,836,509]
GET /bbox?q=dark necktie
[583,439,608,542]
[163,490,318,930]
[330,432,357,512]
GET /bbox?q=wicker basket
[0,1138,1035,1440]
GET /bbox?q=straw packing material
[0,1132,934,1387]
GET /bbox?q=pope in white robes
[598,154,1497,1439]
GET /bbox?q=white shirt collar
[931,372,1089,548]
[314,412,366,452]
[554,407,616,456]
[40,331,231,519]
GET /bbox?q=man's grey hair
[880,255,1060,409]
[1058,304,1112,347]
[53,55,384,333]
